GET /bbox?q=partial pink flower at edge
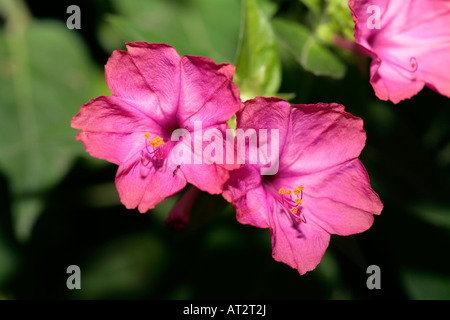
[349,0,450,103]
[222,97,383,275]
[71,42,241,213]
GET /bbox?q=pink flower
[349,0,450,103]
[165,185,201,230]
[222,97,383,274]
[71,42,241,213]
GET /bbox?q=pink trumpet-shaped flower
[165,185,201,230]
[222,97,383,274]
[349,0,450,103]
[71,42,241,213]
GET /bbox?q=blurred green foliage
[273,18,346,79]
[0,0,104,242]
[99,0,241,63]
[233,0,281,100]
[0,0,449,300]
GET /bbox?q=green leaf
[0,4,100,241]
[100,0,241,63]
[410,202,450,230]
[226,115,237,138]
[10,198,44,242]
[273,18,346,79]
[233,0,281,100]
[299,0,322,23]
[0,229,19,288]
[324,0,355,41]
[402,268,450,299]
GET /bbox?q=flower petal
[269,209,330,275]
[280,103,366,175]
[239,99,366,175]
[369,59,424,104]
[222,165,271,228]
[115,154,187,213]
[350,0,450,103]
[178,55,241,129]
[236,97,291,173]
[277,159,382,236]
[71,96,163,165]
[106,42,181,125]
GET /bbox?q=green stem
[0,0,31,31]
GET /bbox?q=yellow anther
[295,198,303,206]
[286,189,292,196]
[294,185,304,195]
[144,132,151,139]
[149,136,164,148]
[278,188,285,195]
[290,207,298,215]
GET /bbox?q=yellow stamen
[278,188,285,195]
[295,198,302,206]
[294,185,305,195]
[290,207,298,215]
[149,136,164,148]
[144,132,151,139]
[286,189,292,196]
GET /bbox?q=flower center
[141,132,166,169]
[277,185,306,223]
